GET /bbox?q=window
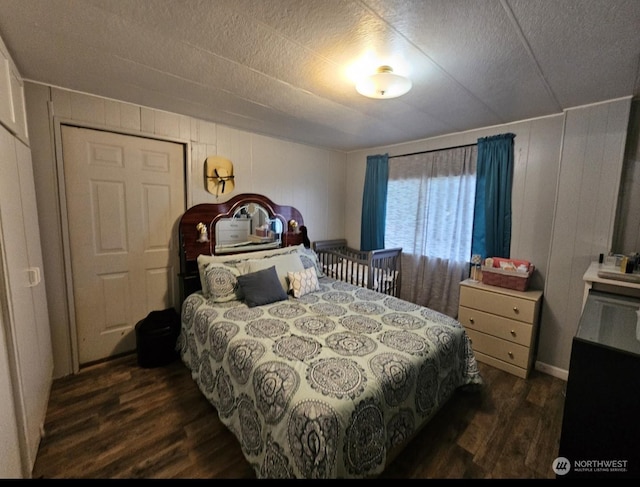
[384,145,477,316]
[386,173,476,261]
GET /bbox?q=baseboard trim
[535,360,568,381]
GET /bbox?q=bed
[176,194,483,479]
[312,239,402,297]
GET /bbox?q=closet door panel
[0,125,44,471]
[15,138,52,466]
[0,126,23,478]
[0,315,22,478]
[15,139,52,373]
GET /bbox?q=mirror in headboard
[216,202,286,253]
[233,202,284,234]
[178,193,305,301]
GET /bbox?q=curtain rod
[388,142,477,159]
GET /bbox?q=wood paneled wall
[540,98,631,374]
[24,84,347,379]
[345,97,632,378]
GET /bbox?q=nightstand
[458,279,543,379]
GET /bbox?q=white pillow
[288,266,320,298]
[196,244,304,297]
[238,253,305,293]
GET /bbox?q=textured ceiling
[0,0,639,152]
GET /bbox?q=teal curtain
[361,154,389,251]
[471,133,515,259]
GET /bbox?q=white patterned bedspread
[177,277,482,479]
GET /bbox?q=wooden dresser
[458,279,543,379]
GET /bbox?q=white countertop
[582,261,640,309]
[583,261,640,288]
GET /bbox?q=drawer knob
[508,351,514,358]
[469,317,474,324]
[512,306,519,313]
[510,330,516,336]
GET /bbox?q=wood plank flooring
[32,353,566,479]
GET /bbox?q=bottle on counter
[620,255,629,273]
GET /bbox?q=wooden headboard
[178,193,305,302]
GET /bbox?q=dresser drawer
[216,219,250,245]
[471,351,528,379]
[458,305,532,346]
[459,285,537,323]
[466,329,529,369]
[218,229,249,244]
[216,219,250,232]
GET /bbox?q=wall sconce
[196,222,209,243]
[355,65,412,99]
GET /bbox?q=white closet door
[0,124,50,474]
[0,125,24,478]
[61,126,185,365]
[0,313,23,478]
[15,139,52,372]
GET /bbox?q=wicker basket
[481,265,534,291]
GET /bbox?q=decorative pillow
[203,263,241,302]
[237,253,305,293]
[288,266,320,298]
[197,254,217,298]
[236,266,288,307]
[196,245,304,297]
[296,246,325,277]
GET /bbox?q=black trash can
[135,308,180,368]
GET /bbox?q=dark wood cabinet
[558,290,640,479]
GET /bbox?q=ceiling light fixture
[355,65,412,99]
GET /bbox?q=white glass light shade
[356,65,412,99]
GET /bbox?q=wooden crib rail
[369,248,402,297]
[312,239,402,297]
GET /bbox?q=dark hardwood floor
[32,353,566,479]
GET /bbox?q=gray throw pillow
[236,265,288,307]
